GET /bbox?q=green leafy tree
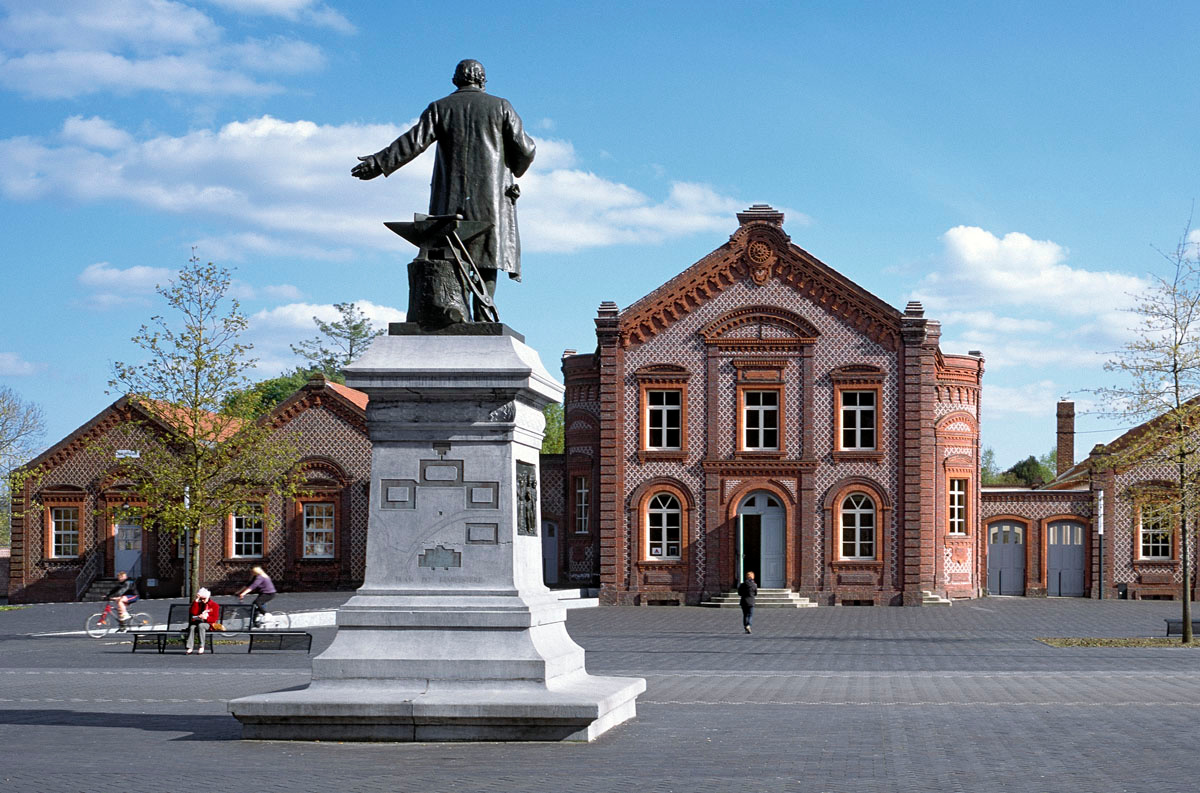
[291,302,384,378]
[225,367,337,418]
[0,387,44,546]
[108,254,304,597]
[541,403,564,454]
[1006,456,1048,487]
[1095,222,1200,642]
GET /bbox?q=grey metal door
[542,521,559,585]
[987,521,1025,595]
[1047,520,1086,597]
[114,519,142,578]
[737,492,786,588]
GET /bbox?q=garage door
[987,521,1025,596]
[1047,520,1086,597]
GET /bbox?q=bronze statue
[352,60,536,328]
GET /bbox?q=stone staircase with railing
[81,577,119,602]
[701,588,817,608]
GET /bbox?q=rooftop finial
[736,204,784,227]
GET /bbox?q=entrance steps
[82,578,118,602]
[701,588,817,609]
[921,590,952,606]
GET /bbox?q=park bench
[130,602,312,654]
[1164,618,1200,637]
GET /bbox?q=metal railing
[74,547,101,601]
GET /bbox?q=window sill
[1133,559,1179,567]
[831,559,883,567]
[832,450,884,463]
[734,450,785,460]
[637,449,688,463]
[946,533,970,540]
[636,559,685,567]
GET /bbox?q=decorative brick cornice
[830,364,885,384]
[701,458,817,476]
[615,210,903,350]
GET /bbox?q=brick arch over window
[296,456,352,487]
[823,477,892,564]
[629,478,695,567]
[699,304,820,345]
[935,411,978,434]
[723,479,797,519]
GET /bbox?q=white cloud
[983,380,1066,417]
[78,261,170,291]
[204,0,355,33]
[0,0,328,98]
[0,116,752,257]
[0,351,41,376]
[246,299,404,375]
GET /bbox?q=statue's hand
[351,156,382,180]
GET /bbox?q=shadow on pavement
[0,708,240,741]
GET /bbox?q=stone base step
[82,578,118,602]
[701,589,817,608]
[921,590,952,606]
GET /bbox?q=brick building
[544,206,985,605]
[6,375,369,603]
[983,400,1199,601]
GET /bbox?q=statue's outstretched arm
[351,155,383,180]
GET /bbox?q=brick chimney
[1056,400,1075,475]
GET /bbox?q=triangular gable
[618,205,903,349]
[270,374,367,432]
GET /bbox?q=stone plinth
[228,332,644,741]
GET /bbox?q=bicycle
[85,600,152,638]
[252,607,290,630]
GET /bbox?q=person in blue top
[236,566,276,627]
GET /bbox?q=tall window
[51,506,80,557]
[948,479,967,535]
[1139,504,1172,559]
[303,503,336,558]
[742,390,779,450]
[646,389,682,449]
[573,476,590,534]
[231,505,264,558]
[840,493,875,559]
[840,390,876,450]
[646,493,682,560]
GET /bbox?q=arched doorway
[987,520,1026,595]
[737,491,786,588]
[1047,519,1086,597]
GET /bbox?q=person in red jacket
[185,587,218,655]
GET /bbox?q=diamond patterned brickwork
[619,276,901,599]
[981,490,1093,589]
[1112,463,1197,587]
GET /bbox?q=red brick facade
[556,206,985,605]
[6,376,369,604]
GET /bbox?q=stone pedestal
[228,331,644,741]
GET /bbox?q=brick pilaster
[900,302,938,604]
[595,302,623,605]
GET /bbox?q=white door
[542,521,559,585]
[114,519,142,578]
[760,510,785,587]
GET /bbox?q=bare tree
[1096,222,1200,642]
[0,386,44,544]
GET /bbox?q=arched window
[840,493,876,560]
[646,493,682,560]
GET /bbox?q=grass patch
[1038,637,1200,648]
[0,605,26,612]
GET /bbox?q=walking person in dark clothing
[236,566,276,627]
[738,571,758,633]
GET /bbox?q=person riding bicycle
[236,566,276,627]
[106,571,139,632]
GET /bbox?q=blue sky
[2,0,1199,468]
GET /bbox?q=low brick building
[6,375,370,603]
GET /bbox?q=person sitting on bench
[186,588,218,655]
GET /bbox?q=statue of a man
[352,60,536,322]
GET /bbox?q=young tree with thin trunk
[290,302,384,379]
[108,254,304,597]
[1096,224,1200,642]
[0,386,44,545]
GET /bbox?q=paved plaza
[0,595,1197,793]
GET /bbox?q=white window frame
[646,389,682,450]
[303,502,336,559]
[840,493,875,560]
[1139,504,1172,560]
[646,493,682,560]
[948,479,968,535]
[573,476,590,534]
[51,506,80,558]
[840,390,877,450]
[231,505,264,559]
[742,390,779,451]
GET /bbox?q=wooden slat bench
[1164,618,1200,637]
[131,602,312,653]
